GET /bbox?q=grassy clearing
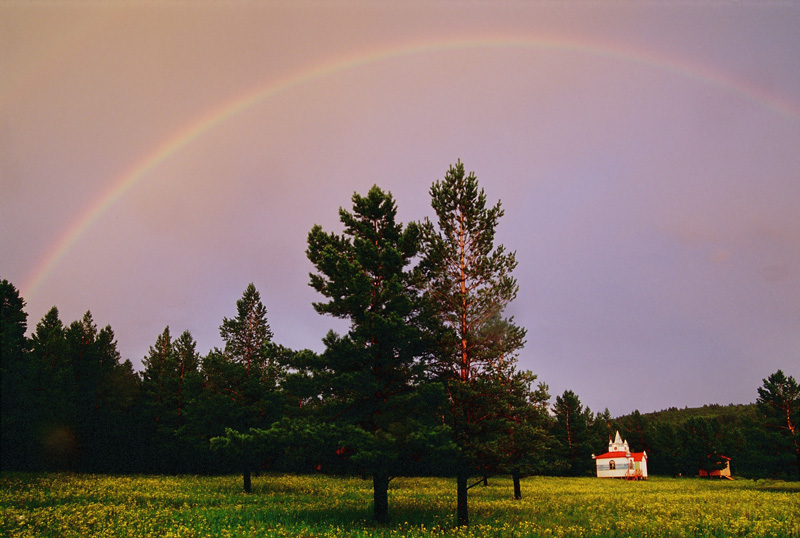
[1,473,798,537]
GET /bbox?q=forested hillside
[639,403,757,424]
[611,403,799,479]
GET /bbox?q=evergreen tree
[552,390,594,476]
[141,327,174,430]
[496,374,552,499]
[757,370,800,479]
[189,347,240,473]
[208,284,282,489]
[617,410,651,456]
[28,307,77,469]
[590,408,615,455]
[141,327,189,472]
[0,279,32,470]
[170,330,203,472]
[0,279,27,372]
[679,416,728,477]
[648,421,682,476]
[220,283,274,378]
[62,312,138,471]
[305,185,438,524]
[419,161,526,526]
[173,330,201,431]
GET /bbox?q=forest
[2,163,798,526]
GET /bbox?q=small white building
[592,431,647,480]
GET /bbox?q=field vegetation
[1,473,798,538]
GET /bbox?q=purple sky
[2,2,799,417]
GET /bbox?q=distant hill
[617,403,758,425]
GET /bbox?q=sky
[2,1,799,417]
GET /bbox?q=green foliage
[306,185,442,523]
[140,327,204,473]
[203,286,289,487]
[0,279,32,470]
[641,403,758,424]
[419,161,533,524]
[419,161,524,379]
[614,390,799,480]
[220,283,274,377]
[0,279,28,372]
[1,285,142,473]
[757,370,800,479]
[551,390,594,476]
[679,417,729,475]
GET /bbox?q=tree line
[2,161,798,526]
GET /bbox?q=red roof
[595,451,647,461]
[595,451,628,459]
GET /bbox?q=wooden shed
[699,455,732,479]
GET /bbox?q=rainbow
[21,34,800,300]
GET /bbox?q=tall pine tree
[419,161,526,526]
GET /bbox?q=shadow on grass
[181,483,456,531]
[188,502,455,531]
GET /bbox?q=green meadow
[1,473,798,538]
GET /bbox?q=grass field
[1,473,798,537]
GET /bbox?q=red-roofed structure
[592,431,648,480]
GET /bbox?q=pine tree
[0,279,32,470]
[173,330,201,431]
[757,370,800,478]
[141,327,174,429]
[220,283,274,378]
[141,326,191,472]
[0,279,27,373]
[680,416,728,476]
[495,373,552,499]
[552,390,594,476]
[211,284,281,490]
[419,161,526,526]
[590,408,615,455]
[62,312,136,471]
[28,307,76,469]
[306,185,437,524]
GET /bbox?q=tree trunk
[373,473,390,525]
[482,475,488,486]
[795,444,800,480]
[243,469,251,493]
[456,468,469,527]
[512,470,522,500]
